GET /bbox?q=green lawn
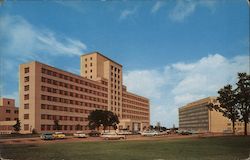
[1,136,250,160]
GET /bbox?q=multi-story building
[0,98,19,134]
[19,52,150,133]
[179,96,250,134]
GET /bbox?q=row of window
[123,93,148,104]
[122,104,149,112]
[122,115,148,121]
[123,98,149,108]
[110,83,121,90]
[5,109,19,114]
[179,119,209,125]
[4,117,18,121]
[41,67,108,86]
[41,76,108,92]
[41,125,89,131]
[41,104,106,113]
[41,94,108,108]
[110,65,121,73]
[122,109,148,116]
[41,85,108,103]
[41,114,88,122]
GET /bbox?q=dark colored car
[40,132,54,140]
[88,130,101,137]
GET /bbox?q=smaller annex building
[0,98,19,134]
[179,96,250,134]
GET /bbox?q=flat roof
[81,52,123,67]
[179,96,217,110]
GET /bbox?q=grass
[0,136,250,160]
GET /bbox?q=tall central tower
[80,52,123,118]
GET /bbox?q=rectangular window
[24,94,29,100]
[24,85,29,91]
[24,114,29,119]
[24,76,29,82]
[6,110,11,113]
[24,67,29,73]
[24,103,29,109]
[14,110,18,114]
[5,118,11,121]
[24,124,29,131]
[41,125,45,131]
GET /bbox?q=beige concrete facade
[179,97,250,134]
[19,52,150,133]
[0,98,19,134]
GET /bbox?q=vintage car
[141,130,159,136]
[101,132,126,140]
[73,131,88,138]
[40,132,54,140]
[53,132,66,139]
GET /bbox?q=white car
[73,131,88,138]
[117,130,132,135]
[101,132,126,140]
[141,130,159,136]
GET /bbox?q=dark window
[24,76,29,82]
[24,85,29,91]
[24,67,29,73]
[24,103,29,109]
[24,94,29,100]
[6,110,11,113]
[24,114,29,119]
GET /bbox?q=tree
[88,110,105,131]
[236,72,250,135]
[103,111,119,131]
[13,119,21,133]
[209,85,239,134]
[88,110,119,131]
[53,120,61,131]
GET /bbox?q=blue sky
[0,0,249,127]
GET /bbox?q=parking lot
[0,134,202,145]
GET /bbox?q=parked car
[88,130,101,137]
[141,130,159,136]
[158,130,170,135]
[40,132,54,140]
[101,132,126,140]
[74,131,88,138]
[117,130,132,135]
[53,132,66,139]
[178,130,192,135]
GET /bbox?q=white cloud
[0,15,87,59]
[151,1,165,13]
[123,69,166,99]
[0,14,87,106]
[123,54,249,127]
[169,0,217,22]
[120,8,137,20]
